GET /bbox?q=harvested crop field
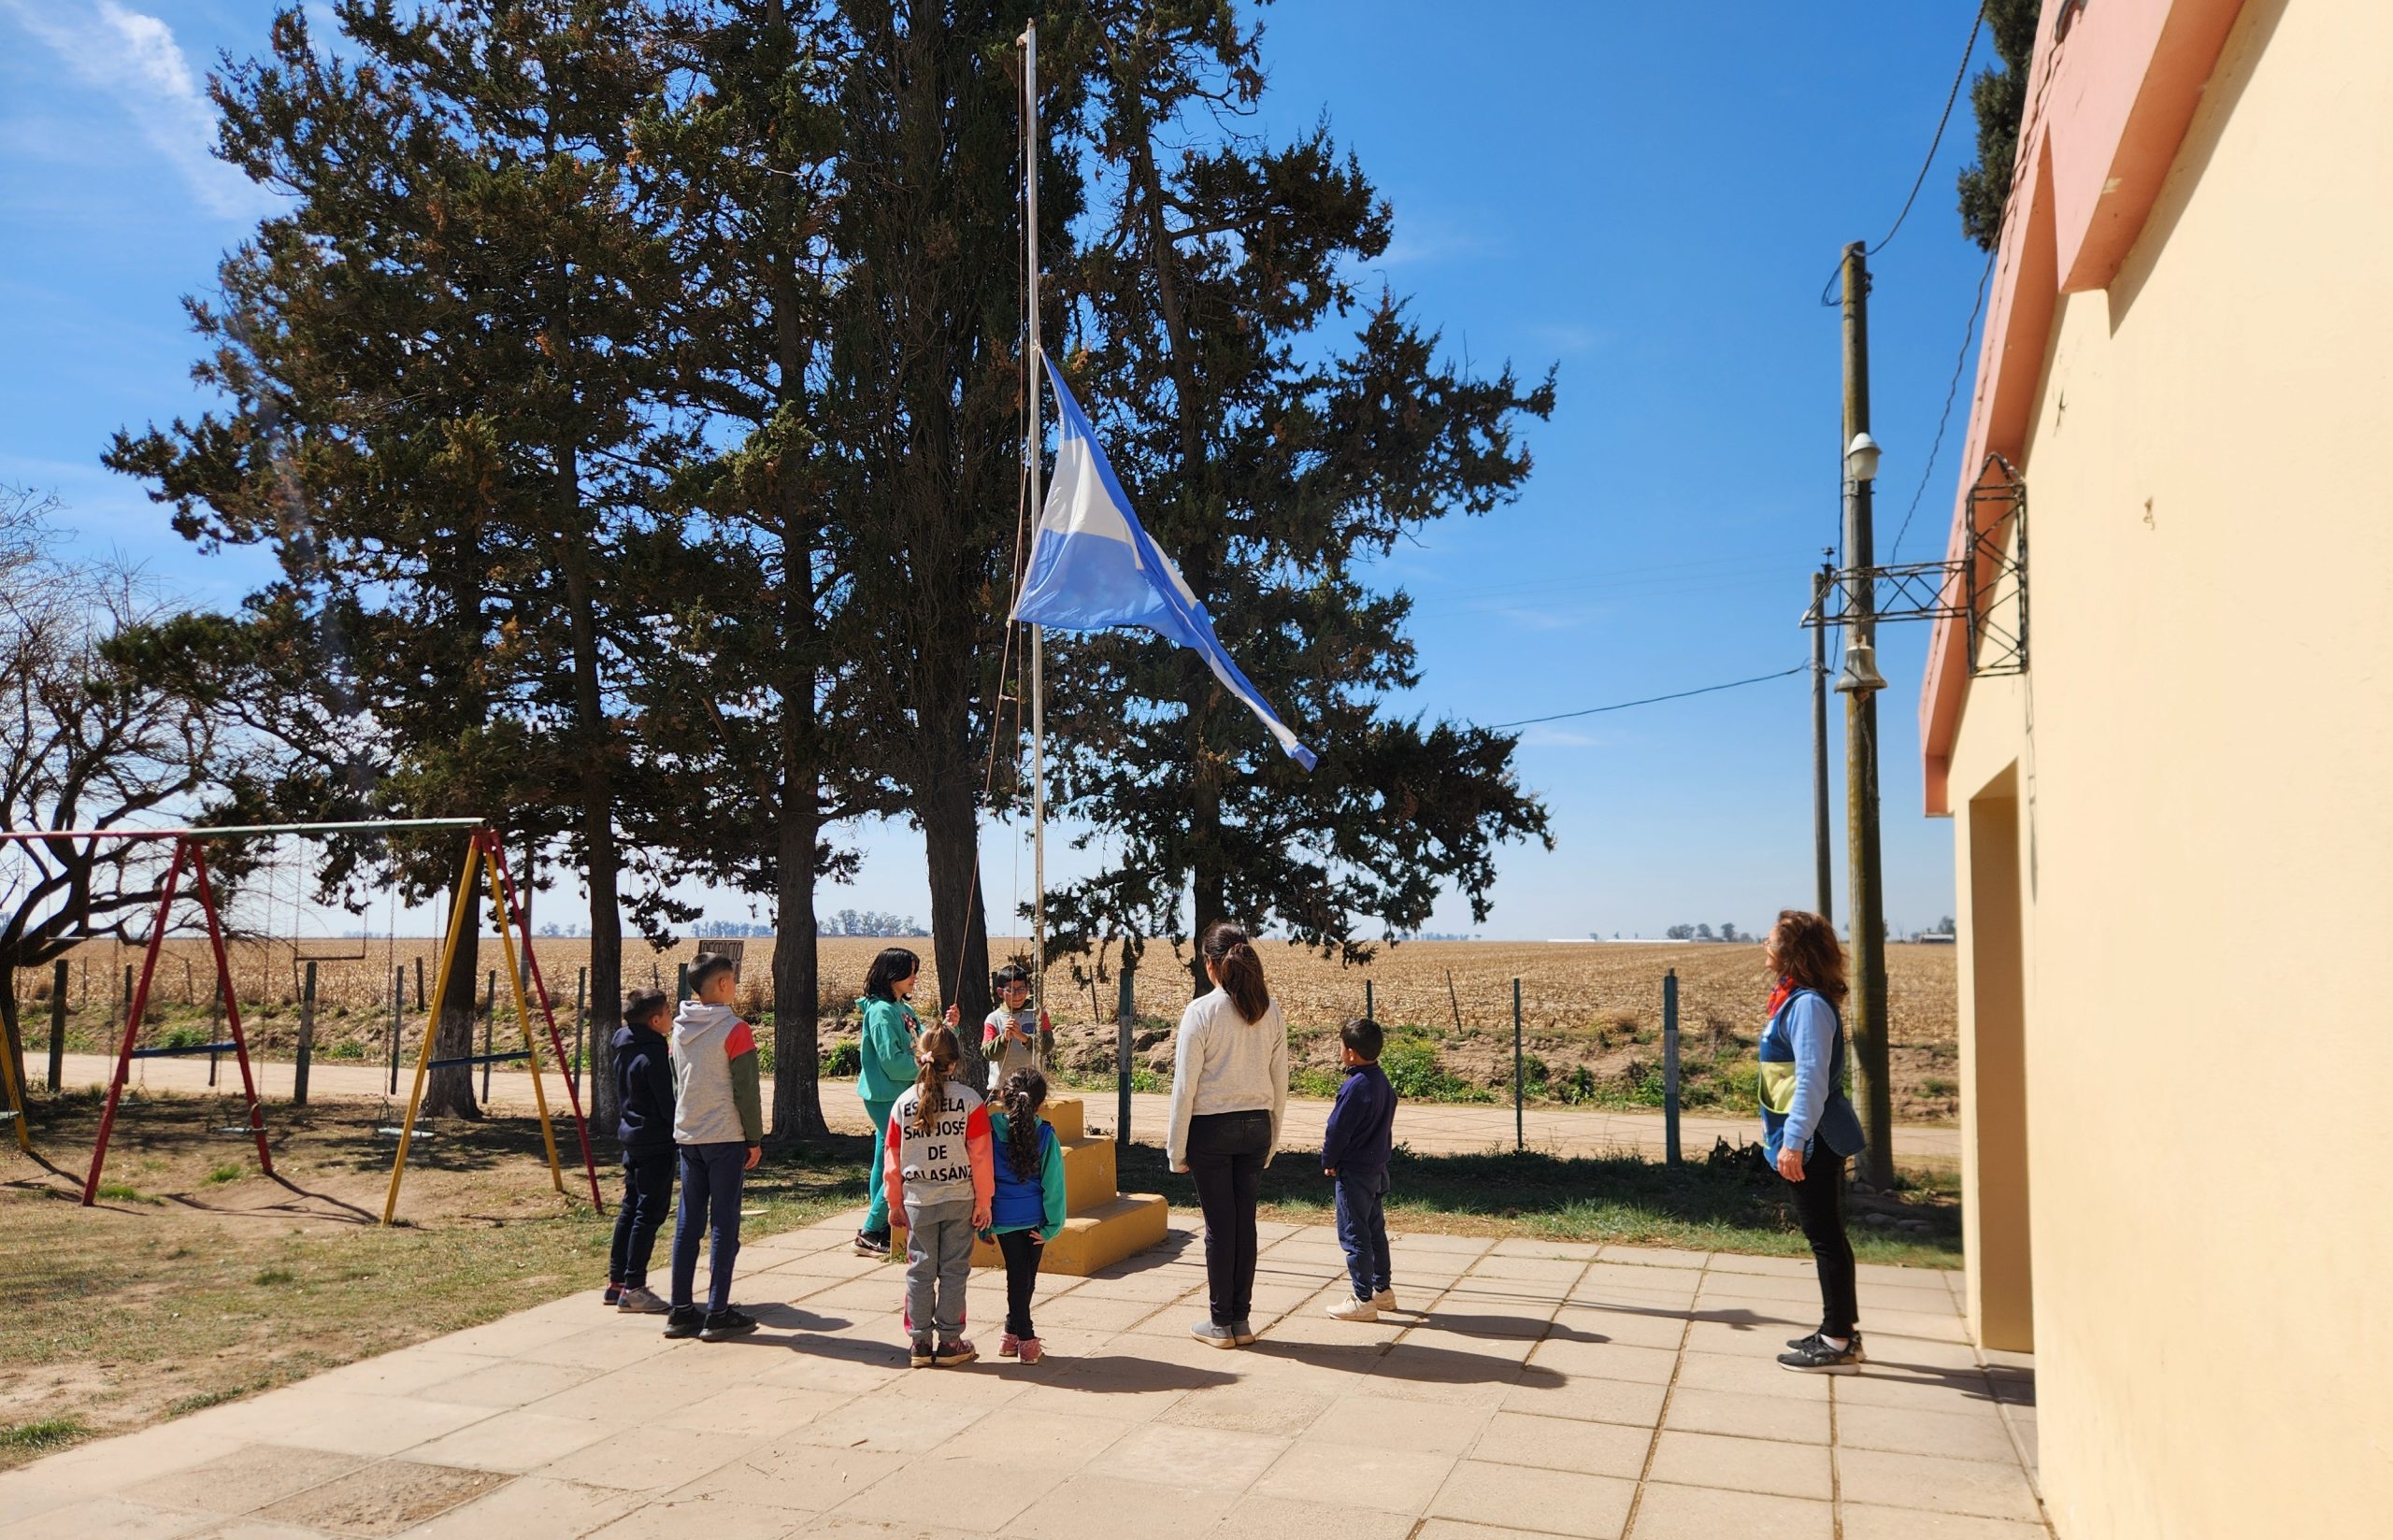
[20,937,1959,1122]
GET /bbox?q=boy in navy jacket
[1321,1017,1399,1322]
[605,988,676,1312]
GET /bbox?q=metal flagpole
[1023,20,1047,1062]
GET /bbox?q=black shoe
[1786,1331,1822,1351]
[1778,1333,1864,1374]
[853,1229,892,1257]
[699,1306,759,1341]
[662,1305,704,1339]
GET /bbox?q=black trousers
[997,1229,1042,1338]
[1186,1109,1272,1326]
[609,1148,675,1287]
[1785,1144,1859,1338]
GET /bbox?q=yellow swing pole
[0,1004,29,1154]
[381,837,485,1226]
[485,843,564,1194]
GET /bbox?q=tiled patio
[0,1215,2046,1539]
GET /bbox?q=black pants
[1785,1144,1858,1338]
[609,1148,675,1288]
[670,1141,746,1314]
[1186,1109,1272,1326]
[997,1229,1042,1338]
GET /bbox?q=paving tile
[1695,1270,1820,1304]
[180,1521,342,1539]
[1388,1233,1495,1256]
[1470,1410,1650,1479]
[1702,1253,1814,1278]
[122,1446,364,1516]
[1207,1493,1419,1539]
[914,1410,1128,1470]
[251,1462,509,1536]
[308,1350,507,1399]
[1594,1246,1709,1270]
[1858,1334,1985,1374]
[1834,1447,2045,1523]
[1830,1370,2005,1415]
[1681,1319,1802,1358]
[583,1494,800,1540]
[0,1496,218,1539]
[1547,1306,1692,1350]
[206,1392,494,1460]
[416,1358,605,1409]
[1626,1482,1832,1539]
[1428,1460,1635,1539]
[1838,1504,2051,1539]
[1834,1402,2024,1464]
[1500,1374,1669,1430]
[1301,1393,1491,1456]
[780,1390,994,1454]
[1416,1523,1577,1540]
[1156,1382,1337,1438]
[402,1411,618,1473]
[996,1475,1229,1540]
[1489,1238,1602,1261]
[1646,1430,1830,1500]
[515,1324,683,1370]
[1525,1339,1679,1386]
[394,1475,640,1539]
[534,1424,763,1492]
[1661,1388,1828,1445]
[653,1382,855,1437]
[672,1436,906,1512]
[833,1457,1065,1534]
[1101,1422,1292,1493]
[1251,1438,1455,1514]
[1669,1350,1827,1401]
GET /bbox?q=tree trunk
[919,748,991,1090]
[770,788,827,1138]
[421,840,482,1119]
[560,527,625,1133]
[0,965,24,1105]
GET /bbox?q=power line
[1889,248,1996,561]
[1817,2,1989,305]
[1487,664,1809,730]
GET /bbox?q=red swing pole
[186,841,274,1177]
[487,833,604,1212]
[83,838,189,1205]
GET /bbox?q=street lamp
[1845,430,1883,485]
[1837,430,1887,694]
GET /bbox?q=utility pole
[1837,240,1894,1188]
[1812,553,1834,922]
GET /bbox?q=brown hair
[911,1023,961,1135]
[999,1068,1049,1180]
[1200,921,1271,1024]
[1767,909,1849,1005]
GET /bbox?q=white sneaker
[1371,1289,1397,1313]
[1325,1294,1378,1322]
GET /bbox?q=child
[664,953,764,1342]
[1320,1016,1399,1322]
[883,1023,993,1367]
[980,963,1051,1090]
[604,988,676,1313]
[853,948,926,1258]
[983,1068,1068,1364]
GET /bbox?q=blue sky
[0,1,1995,944]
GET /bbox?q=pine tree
[1956,0,2042,251]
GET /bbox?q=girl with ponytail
[882,1023,992,1367]
[982,1068,1068,1364]
[1167,922,1290,1348]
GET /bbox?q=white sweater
[1166,988,1289,1170]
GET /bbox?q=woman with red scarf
[1757,909,1869,1373]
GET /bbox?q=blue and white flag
[1013,356,1317,771]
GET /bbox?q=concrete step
[965,1193,1170,1277]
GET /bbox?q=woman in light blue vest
[852,948,926,1257]
[1758,909,1869,1373]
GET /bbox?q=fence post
[1662,968,1682,1167]
[1115,955,1136,1153]
[414,955,425,1010]
[208,980,222,1088]
[48,959,67,1092]
[574,966,588,1087]
[1364,977,1373,1022]
[676,962,689,1003]
[481,969,496,1101]
[294,961,317,1106]
[388,964,403,1095]
[122,964,133,1040]
[1512,977,1524,1153]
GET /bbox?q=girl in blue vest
[1758,909,1870,1373]
[983,1068,1068,1364]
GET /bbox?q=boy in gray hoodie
[664,953,765,1342]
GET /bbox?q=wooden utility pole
[1838,240,1894,1188]
[1813,556,1835,922]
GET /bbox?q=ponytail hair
[1000,1068,1049,1179]
[1200,921,1270,1025]
[911,1023,961,1135]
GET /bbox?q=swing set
[0,820,601,1224]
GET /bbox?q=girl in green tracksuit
[853,947,926,1256]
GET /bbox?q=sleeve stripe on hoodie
[724,1020,756,1059]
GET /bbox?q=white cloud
[2,0,279,221]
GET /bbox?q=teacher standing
[1759,909,1870,1373]
[1167,922,1289,1349]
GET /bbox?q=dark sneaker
[616,1285,668,1315]
[1190,1320,1238,1349]
[853,1229,892,1257]
[934,1338,977,1367]
[699,1307,759,1342]
[602,1282,623,1306]
[662,1305,704,1339]
[909,1337,937,1368]
[1786,1331,1823,1351]
[1232,1319,1259,1346]
[1778,1333,1865,1374]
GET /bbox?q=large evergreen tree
[1956,0,2042,251]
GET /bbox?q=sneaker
[1017,1336,1044,1365]
[910,1337,936,1368]
[1371,1289,1397,1312]
[1190,1319,1239,1349]
[1325,1294,1378,1323]
[699,1306,759,1342]
[1778,1333,1865,1374]
[615,1285,668,1315]
[934,1338,977,1367]
[602,1282,623,1306]
[662,1305,704,1339]
[998,1333,1021,1359]
[853,1228,892,1257]
[1232,1320,1258,1346]
[1786,1331,1822,1351]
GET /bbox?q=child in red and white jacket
[885,1023,994,1367]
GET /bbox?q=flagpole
[1022,20,1048,1066]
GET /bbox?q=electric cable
[1888,248,1996,561]
[1817,2,1989,305]
[1486,663,1809,731]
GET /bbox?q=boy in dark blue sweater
[1321,1017,1399,1322]
[604,988,677,1313]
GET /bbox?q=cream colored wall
[1942,0,2393,1534]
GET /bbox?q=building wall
[1942,0,2393,1534]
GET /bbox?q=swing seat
[129,1041,237,1059]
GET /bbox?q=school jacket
[1319,1062,1397,1178]
[1758,990,1867,1164]
[985,1111,1068,1240]
[855,996,924,1105]
[670,1001,764,1148]
[882,1078,994,1217]
[611,1022,677,1154]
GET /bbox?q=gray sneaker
[1232,1319,1258,1346]
[615,1285,668,1315]
[1190,1319,1239,1349]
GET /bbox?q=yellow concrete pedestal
[891,1095,1167,1276]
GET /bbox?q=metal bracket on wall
[1802,454,2028,677]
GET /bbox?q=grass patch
[93,1182,159,1205]
[0,1417,91,1454]
[252,1267,296,1286]
[206,1163,243,1185]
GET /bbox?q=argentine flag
[1013,356,1318,771]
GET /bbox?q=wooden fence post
[294,961,317,1106]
